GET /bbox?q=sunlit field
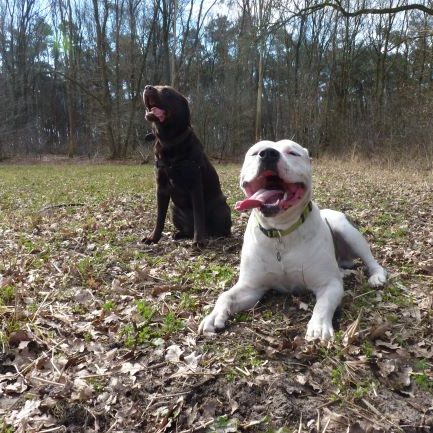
[1,160,432,432]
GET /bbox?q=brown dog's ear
[183,97,191,126]
[145,132,156,142]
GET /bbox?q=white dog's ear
[302,147,313,162]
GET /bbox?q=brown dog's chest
[156,158,201,192]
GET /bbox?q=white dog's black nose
[259,148,280,162]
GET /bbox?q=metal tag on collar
[276,230,283,261]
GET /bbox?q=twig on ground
[15,338,66,378]
[321,418,331,433]
[31,286,53,321]
[30,376,66,386]
[39,427,67,433]
[347,401,403,431]
[178,419,214,433]
[39,203,85,214]
[105,419,118,433]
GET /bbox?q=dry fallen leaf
[165,344,183,363]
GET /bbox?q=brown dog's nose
[259,148,280,162]
[144,85,155,93]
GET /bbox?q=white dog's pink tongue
[235,189,283,211]
[150,107,166,122]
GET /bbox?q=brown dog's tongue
[235,189,283,211]
[151,107,166,122]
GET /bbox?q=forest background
[0,0,432,163]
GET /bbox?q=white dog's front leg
[199,282,267,334]
[306,281,344,340]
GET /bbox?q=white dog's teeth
[278,192,287,207]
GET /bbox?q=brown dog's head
[143,85,191,136]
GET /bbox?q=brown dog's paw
[192,238,207,249]
[142,234,161,244]
[173,231,190,240]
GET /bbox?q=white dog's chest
[239,214,341,292]
[252,252,307,291]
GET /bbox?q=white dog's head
[236,140,312,218]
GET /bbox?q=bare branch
[294,1,433,18]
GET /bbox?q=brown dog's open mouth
[146,105,166,123]
[235,170,305,214]
[146,98,167,123]
[144,91,166,123]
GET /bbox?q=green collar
[255,201,313,239]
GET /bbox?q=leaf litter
[0,161,432,432]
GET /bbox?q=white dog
[199,140,387,340]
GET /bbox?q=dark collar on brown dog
[154,127,200,169]
[157,127,193,148]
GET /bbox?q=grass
[1,159,432,432]
[0,285,15,305]
[0,164,151,208]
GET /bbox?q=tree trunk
[92,0,118,157]
[255,46,264,141]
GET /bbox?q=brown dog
[142,85,231,245]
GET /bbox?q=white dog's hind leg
[199,283,267,334]
[306,281,344,340]
[323,210,387,287]
[339,225,386,286]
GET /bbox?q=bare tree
[0,0,432,162]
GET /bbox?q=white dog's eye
[287,151,301,156]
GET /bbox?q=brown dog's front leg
[142,189,170,244]
[190,183,206,246]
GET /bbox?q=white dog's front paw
[306,316,334,341]
[198,309,228,334]
[198,314,217,334]
[368,267,387,287]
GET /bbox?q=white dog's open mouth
[235,170,305,214]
